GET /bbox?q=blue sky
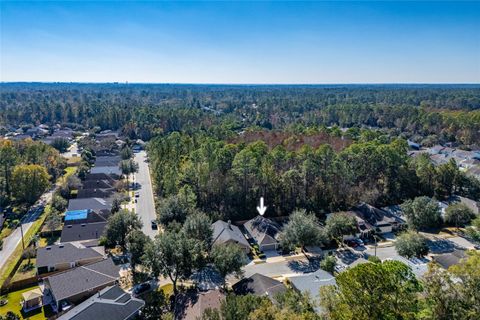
[1,1,479,83]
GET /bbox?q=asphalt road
[0,188,54,271]
[133,150,158,239]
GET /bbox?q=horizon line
[1,81,480,86]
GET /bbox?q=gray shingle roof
[46,259,120,303]
[432,250,467,269]
[243,216,281,246]
[67,198,112,212]
[60,221,107,242]
[57,285,144,320]
[212,220,250,249]
[289,269,336,300]
[354,203,397,227]
[94,156,121,167]
[36,243,104,268]
[90,166,121,176]
[175,290,225,320]
[233,273,286,299]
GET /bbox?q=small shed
[22,288,43,312]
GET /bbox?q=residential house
[175,289,225,320]
[288,269,336,313]
[26,126,49,138]
[51,129,74,141]
[76,188,115,199]
[64,209,110,225]
[353,203,405,234]
[432,250,468,269]
[233,273,286,302]
[79,173,116,194]
[212,220,251,253]
[67,197,112,212]
[96,131,118,141]
[44,258,120,311]
[90,166,121,176]
[190,266,223,291]
[243,216,281,251]
[446,195,479,215]
[333,211,374,239]
[57,285,144,320]
[91,156,122,176]
[94,156,121,167]
[9,134,31,141]
[36,243,105,274]
[60,221,107,244]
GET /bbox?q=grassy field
[0,285,53,320]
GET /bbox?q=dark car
[133,282,151,296]
[151,220,158,230]
[344,239,358,248]
[353,238,364,246]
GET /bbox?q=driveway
[365,245,429,278]
[133,150,158,239]
[239,255,319,280]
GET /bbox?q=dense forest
[148,126,480,221]
[1,83,480,147]
[2,83,480,219]
[0,139,66,207]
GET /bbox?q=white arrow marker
[256,197,267,216]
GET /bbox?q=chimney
[227,220,232,230]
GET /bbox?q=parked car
[344,239,358,248]
[135,192,140,198]
[151,220,158,230]
[133,282,151,296]
[353,238,364,246]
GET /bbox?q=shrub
[395,231,429,259]
[444,203,474,228]
[320,255,336,273]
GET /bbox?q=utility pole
[20,222,25,251]
[374,235,377,257]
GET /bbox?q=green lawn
[11,259,37,282]
[0,285,53,320]
[37,234,60,247]
[0,206,51,287]
[56,167,77,186]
